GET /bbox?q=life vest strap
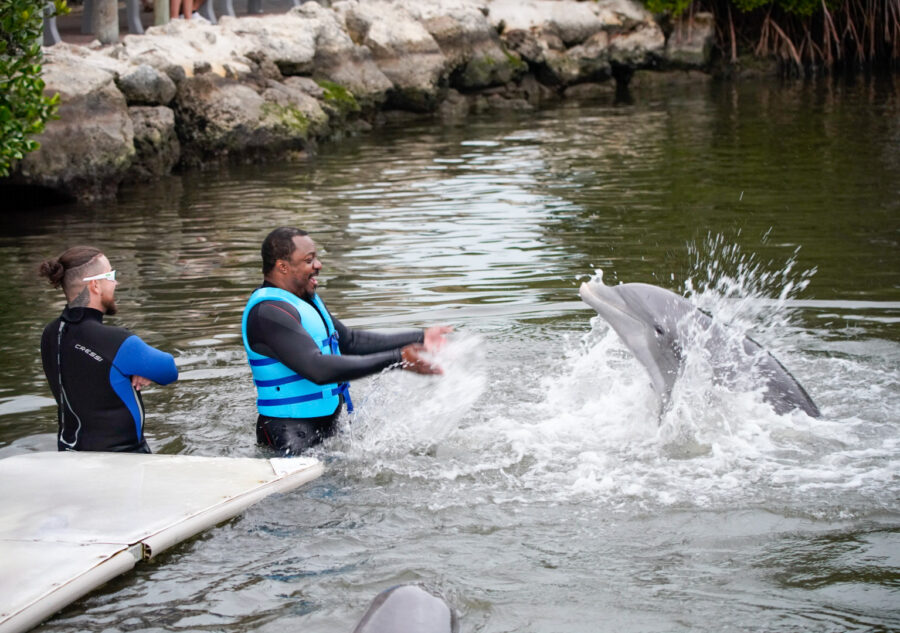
[254,374,306,388]
[259,386,351,410]
[249,357,279,367]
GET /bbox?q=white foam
[337,332,488,459]
[324,241,898,521]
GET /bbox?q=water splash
[320,239,895,520]
[336,332,488,460]
[683,231,817,354]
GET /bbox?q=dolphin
[579,276,820,418]
[352,585,458,633]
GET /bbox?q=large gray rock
[173,73,324,166]
[664,12,715,68]
[333,0,448,112]
[489,0,607,45]
[261,79,330,135]
[491,0,659,86]
[14,55,134,200]
[401,0,525,90]
[592,0,655,32]
[505,28,611,86]
[112,19,254,81]
[116,64,177,105]
[608,23,666,68]
[126,106,180,181]
[565,30,612,82]
[294,2,393,110]
[219,13,317,76]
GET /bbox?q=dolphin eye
[654,325,665,336]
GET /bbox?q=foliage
[643,0,900,72]
[0,0,69,177]
[644,0,693,17]
[646,0,840,17]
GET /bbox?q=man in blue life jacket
[39,246,179,452]
[242,227,451,455]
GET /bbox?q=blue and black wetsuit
[40,306,178,452]
[243,282,423,454]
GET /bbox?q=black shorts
[256,409,340,456]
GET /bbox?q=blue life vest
[241,287,352,418]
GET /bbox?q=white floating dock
[0,452,323,633]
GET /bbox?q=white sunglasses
[83,270,117,282]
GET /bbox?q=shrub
[0,0,68,177]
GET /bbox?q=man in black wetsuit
[242,227,450,455]
[39,246,179,452]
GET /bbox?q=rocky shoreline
[5,0,716,202]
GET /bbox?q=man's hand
[423,325,453,352]
[131,375,152,391]
[400,344,443,375]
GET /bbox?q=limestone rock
[563,81,616,100]
[592,0,654,32]
[501,29,547,66]
[116,64,178,105]
[566,30,612,82]
[114,19,254,81]
[400,0,524,90]
[283,76,326,100]
[174,74,322,166]
[437,87,470,120]
[489,0,607,45]
[333,0,447,112]
[261,79,330,136]
[43,42,133,77]
[14,57,134,200]
[219,13,317,76]
[608,23,666,68]
[489,0,659,84]
[503,27,610,86]
[294,2,392,110]
[126,106,180,181]
[664,12,715,68]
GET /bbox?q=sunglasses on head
[83,270,117,282]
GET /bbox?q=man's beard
[102,296,118,316]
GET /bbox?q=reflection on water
[1,76,898,632]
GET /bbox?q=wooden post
[154,0,169,25]
[92,0,119,44]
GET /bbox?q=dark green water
[0,76,898,632]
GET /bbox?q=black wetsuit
[40,307,178,452]
[244,282,423,454]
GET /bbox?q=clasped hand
[400,325,453,375]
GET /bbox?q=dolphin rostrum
[579,276,820,418]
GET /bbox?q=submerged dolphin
[352,585,458,633]
[579,276,820,418]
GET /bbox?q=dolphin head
[579,277,696,411]
[352,585,457,633]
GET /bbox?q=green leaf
[0,0,58,173]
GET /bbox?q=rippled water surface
[1,77,898,632]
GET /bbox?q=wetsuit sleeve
[331,315,424,355]
[247,301,405,385]
[112,335,178,385]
